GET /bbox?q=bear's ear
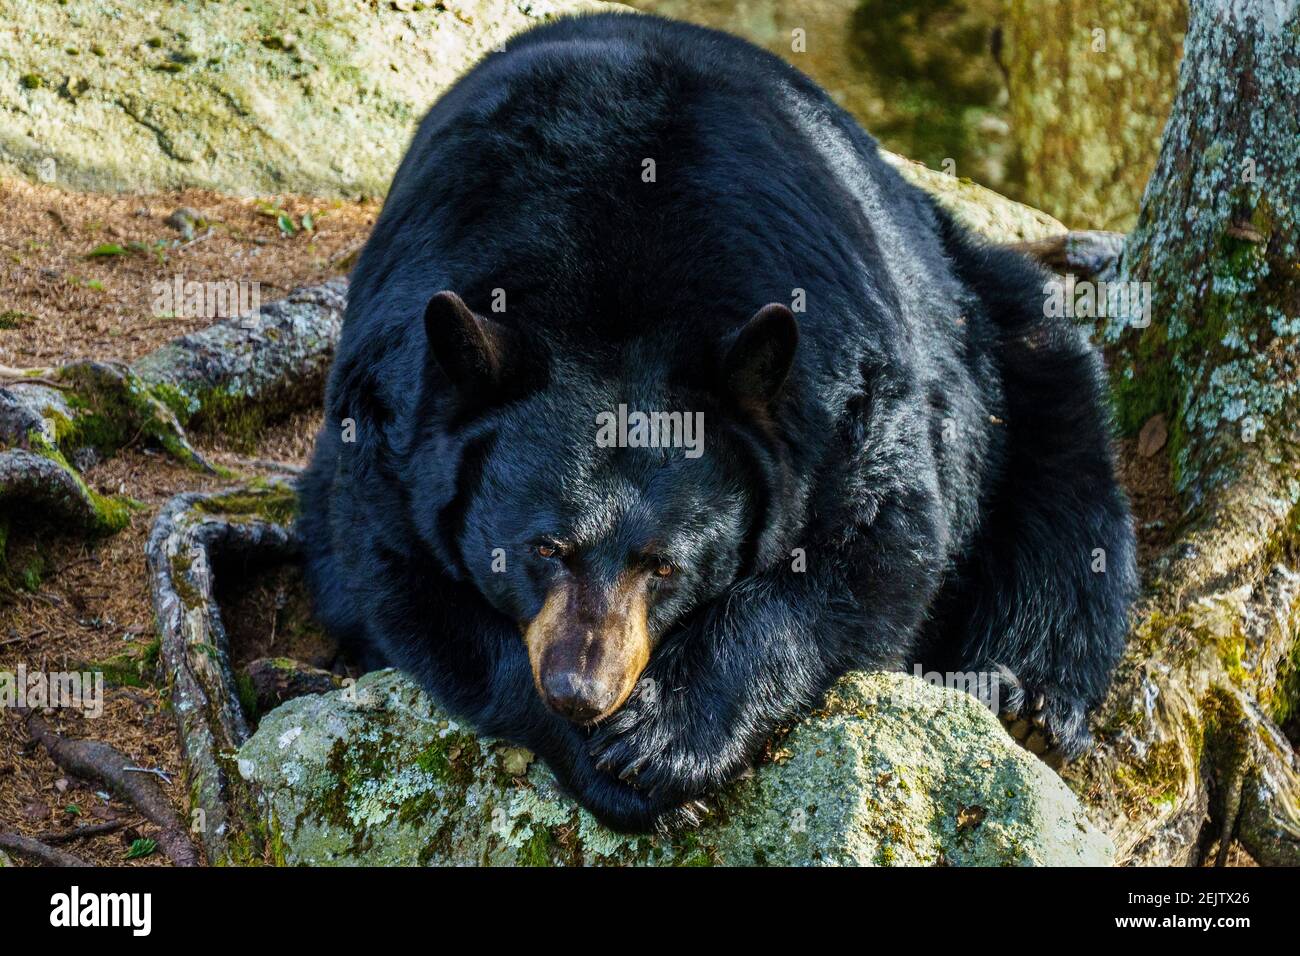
[722,303,799,404]
[423,291,516,395]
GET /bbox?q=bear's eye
[536,542,558,559]
[654,561,674,578]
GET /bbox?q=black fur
[298,13,1137,831]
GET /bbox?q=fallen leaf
[956,804,987,832]
[1138,413,1168,457]
[86,242,128,258]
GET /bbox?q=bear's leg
[925,459,1135,764]
[925,305,1136,763]
[588,489,945,804]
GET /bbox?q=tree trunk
[1073,0,1300,866]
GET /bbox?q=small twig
[0,628,46,647]
[123,766,174,783]
[0,376,70,390]
[0,832,90,866]
[0,364,56,378]
[226,455,304,475]
[37,820,126,844]
[178,226,215,250]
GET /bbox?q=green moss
[193,481,297,525]
[1114,738,1188,808]
[1109,323,1178,437]
[0,310,35,329]
[664,829,717,867]
[148,382,200,423]
[54,363,207,472]
[24,429,131,534]
[1217,630,1249,686]
[80,639,160,688]
[236,670,259,722]
[412,731,479,789]
[187,386,272,453]
[168,550,203,610]
[18,554,45,592]
[518,825,554,867]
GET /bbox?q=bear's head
[416,291,800,725]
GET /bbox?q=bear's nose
[541,670,613,725]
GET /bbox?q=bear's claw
[987,666,1088,770]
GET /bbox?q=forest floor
[0,178,373,865]
[0,177,1184,866]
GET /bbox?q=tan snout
[523,575,651,725]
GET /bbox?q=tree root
[38,821,127,844]
[22,709,199,866]
[0,832,90,867]
[1075,449,1300,866]
[0,280,343,561]
[132,278,347,440]
[146,480,298,865]
[1233,693,1300,866]
[0,449,128,534]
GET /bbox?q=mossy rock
[236,669,1113,866]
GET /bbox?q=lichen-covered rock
[0,0,621,196]
[237,668,1113,866]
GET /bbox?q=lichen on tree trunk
[1073,0,1300,866]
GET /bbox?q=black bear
[299,12,1136,831]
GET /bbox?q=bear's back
[337,13,989,481]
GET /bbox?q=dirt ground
[0,177,378,369]
[0,177,1185,867]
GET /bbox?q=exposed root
[37,821,127,844]
[22,709,199,867]
[0,832,90,867]
[146,480,298,864]
[0,449,127,534]
[132,278,346,441]
[1076,450,1300,866]
[1235,696,1300,866]
[0,364,55,379]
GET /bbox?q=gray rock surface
[0,0,618,196]
[237,668,1113,866]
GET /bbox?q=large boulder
[0,0,617,195]
[0,0,1067,247]
[237,668,1113,866]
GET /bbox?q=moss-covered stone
[236,669,1114,866]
